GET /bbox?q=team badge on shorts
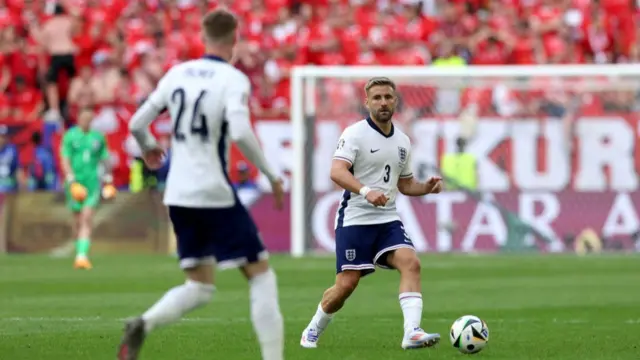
[345,249,356,261]
[398,146,407,163]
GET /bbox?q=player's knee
[185,279,215,305]
[396,254,421,275]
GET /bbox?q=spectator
[90,51,121,106]
[1,0,639,189]
[10,76,44,122]
[38,3,78,121]
[27,131,57,191]
[0,125,19,193]
[432,40,466,67]
[68,65,97,109]
[6,32,41,92]
[0,85,9,120]
[0,39,12,94]
[440,137,478,191]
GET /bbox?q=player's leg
[73,184,100,269]
[216,201,283,360]
[301,225,375,348]
[65,183,88,269]
[375,221,440,349]
[117,207,215,360]
[240,260,284,360]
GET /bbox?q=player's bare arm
[330,158,387,206]
[225,74,283,209]
[397,176,443,196]
[129,98,166,170]
[100,154,117,199]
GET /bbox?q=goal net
[289,65,640,257]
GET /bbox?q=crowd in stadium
[0,0,637,191]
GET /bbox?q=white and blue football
[449,315,489,354]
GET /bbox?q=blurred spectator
[441,137,477,191]
[432,40,466,67]
[38,3,78,120]
[90,51,120,106]
[68,65,97,109]
[5,33,41,92]
[1,0,639,186]
[27,131,57,191]
[0,125,19,193]
[10,76,44,122]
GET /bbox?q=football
[449,315,489,354]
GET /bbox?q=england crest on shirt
[398,146,407,163]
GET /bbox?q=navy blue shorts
[335,220,415,276]
[168,202,267,270]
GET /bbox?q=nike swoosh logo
[370,149,380,153]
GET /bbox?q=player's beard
[374,108,394,122]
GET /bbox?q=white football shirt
[333,118,413,228]
[129,55,277,208]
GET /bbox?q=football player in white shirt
[118,10,285,360]
[300,77,443,350]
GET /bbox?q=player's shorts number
[383,164,391,182]
[171,88,209,142]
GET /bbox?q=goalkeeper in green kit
[60,108,116,270]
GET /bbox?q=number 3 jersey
[333,118,413,228]
[129,55,277,209]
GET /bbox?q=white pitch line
[1,317,639,324]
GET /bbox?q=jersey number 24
[171,88,209,142]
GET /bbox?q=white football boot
[401,327,441,349]
[300,327,321,348]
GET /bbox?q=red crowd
[0,0,638,187]
[0,0,638,125]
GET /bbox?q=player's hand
[270,178,285,210]
[365,190,388,207]
[425,176,443,194]
[102,183,117,200]
[142,147,166,170]
[70,182,88,202]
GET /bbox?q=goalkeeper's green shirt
[60,126,109,182]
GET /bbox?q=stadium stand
[0,0,637,189]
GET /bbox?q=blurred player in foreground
[60,108,116,270]
[119,9,285,360]
[300,77,443,350]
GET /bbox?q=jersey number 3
[383,164,391,182]
[172,88,209,142]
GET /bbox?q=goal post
[290,64,640,258]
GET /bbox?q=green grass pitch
[0,254,639,359]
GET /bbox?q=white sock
[142,280,214,333]
[250,269,284,360]
[308,302,333,333]
[399,292,422,334]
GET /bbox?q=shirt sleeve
[400,146,413,179]
[99,134,110,161]
[333,127,359,165]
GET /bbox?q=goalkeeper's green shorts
[65,181,101,213]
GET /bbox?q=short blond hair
[364,77,396,94]
[202,9,238,44]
